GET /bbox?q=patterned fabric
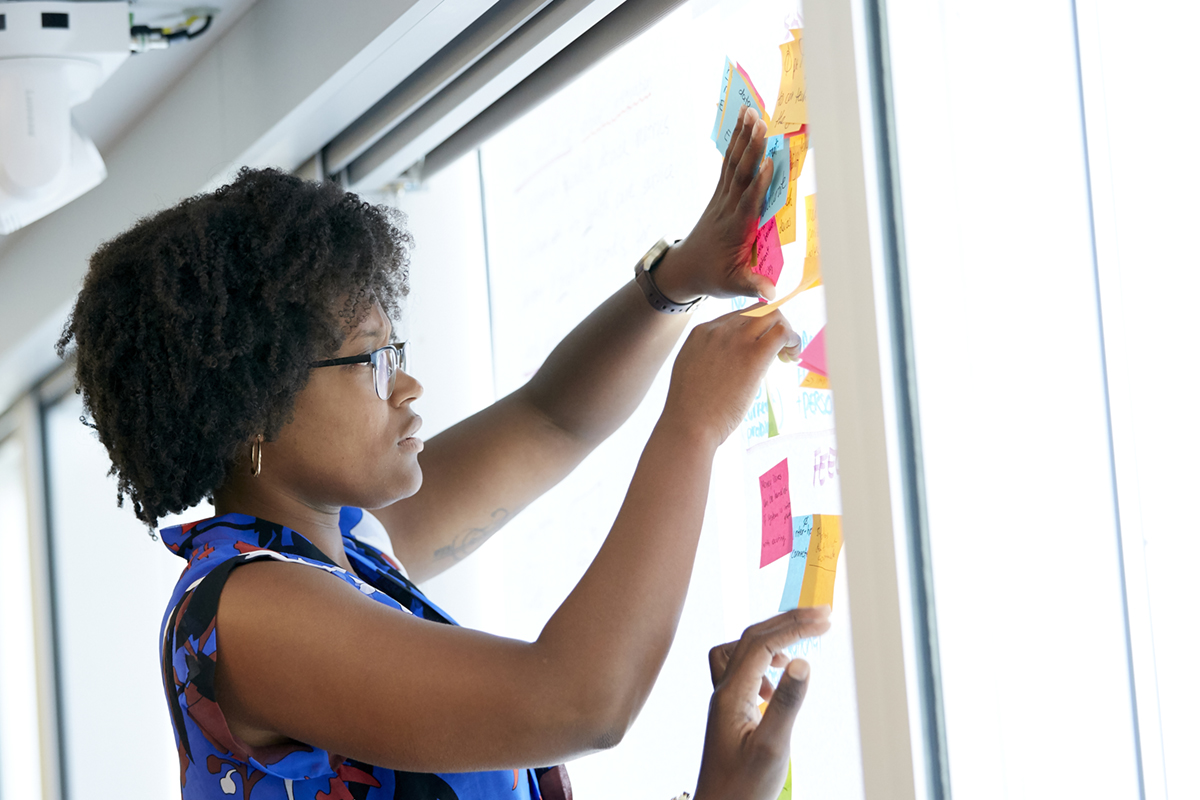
[159,508,541,800]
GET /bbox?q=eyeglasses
[310,343,408,400]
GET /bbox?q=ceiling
[71,0,262,154]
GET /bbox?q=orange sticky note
[767,29,806,136]
[774,134,807,246]
[798,194,822,291]
[797,515,842,607]
[799,371,829,390]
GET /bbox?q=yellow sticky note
[767,30,806,136]
[798,194,822,291]
[778,761,793,800]
[774,135,808,246]
[741,281,806,317]
[797,515,842,607]
[799,371,829,390]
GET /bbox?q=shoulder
[342,507,410,577]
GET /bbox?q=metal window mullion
[862,1,950,798]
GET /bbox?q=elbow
[561,682,643,752]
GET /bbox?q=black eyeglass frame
[310,343,408,400]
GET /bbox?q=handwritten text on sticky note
[768,30,807,136]
[759,458,793,567]
[797,515,843,607]
[760,135,790,225]
[753,217,784,285]
[715,64,768,156]
[710,58,733,143]
[779,515,813,611]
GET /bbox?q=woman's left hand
[652,105,779,303]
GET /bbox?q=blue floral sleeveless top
[158,508,546,800]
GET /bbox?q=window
[0,432,43,800]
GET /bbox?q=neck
[212,479,353,573]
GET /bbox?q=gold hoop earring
[250,434,263,478]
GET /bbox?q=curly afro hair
[57,167,412,528]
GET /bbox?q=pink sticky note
[752,217,784,285]
[798,327,828,377]
[759,458,793,567]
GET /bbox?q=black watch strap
[634,239,702,314]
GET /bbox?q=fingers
[721,607,830,694]
[736,271,778,302]
[708,641,736,688]
[720,106,750,192]
[756,658,811,745]
[731,115,768,197]
[736,153,774,223]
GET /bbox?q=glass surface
[0,435,43,800]
[44,393,212,800]
[1080,3,1200,796]
[886,1,1141,797]
[477,2,863,798]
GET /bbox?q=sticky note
[797,327,827,377]
[790,132,809,182]
[778,515,813,611]
[799,371,829,390]
[752,217,784,285]
[797,515,842,607]
[740,280,806,317]
[759,458,792,568]
[774,134,807,245]
[796,194,822,292]
[768,30,807,136]
[715,63,769,155]
[760,135,790,226]
[736,62,769,119]
[777,761,793,800]
[710,58,733,143]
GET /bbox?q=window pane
[887,1,1141,796]
[0,435,43,800]
[478,2,862,798]
[44,393,211,799]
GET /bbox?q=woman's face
[263,302,424,511]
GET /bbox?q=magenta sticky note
[759,458,793,567]
[752,217,784,286]
[798,327,827,377]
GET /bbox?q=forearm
[518,252,695,446]
[533,413,717,740]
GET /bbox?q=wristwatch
[634,238,703,314]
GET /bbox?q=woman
[59,106,828,799]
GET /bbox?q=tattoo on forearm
[433,508,510,563]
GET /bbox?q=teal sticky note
[759,134,790,226]
[715,67,763,155]
[711,58,733,143]
[778,515,813,612]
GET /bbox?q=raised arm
[376,106,785,581]
[214,305,810,772]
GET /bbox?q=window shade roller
[418,0,689,184]
[323,0,556,176]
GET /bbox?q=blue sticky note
[759,134,790,226]
[710,58,733,143]
[778,515,813,612]
[715,67,763,155]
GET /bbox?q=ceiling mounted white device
[0,0,133,235]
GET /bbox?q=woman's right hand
[693,607,831,800]
[663,307,799,447]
